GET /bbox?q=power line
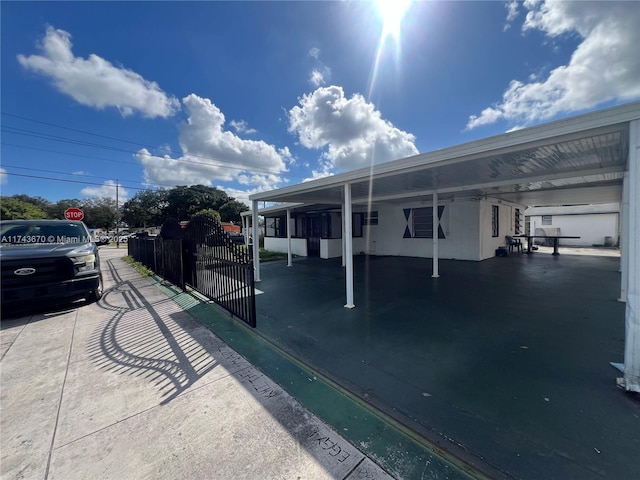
[2,171,147,192]
[3,142,226,182]
[1,112,291,177]
[2,142,149,168]
[3,163,175,190]
[2,112,151,148]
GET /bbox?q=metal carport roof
[250,102,639,208]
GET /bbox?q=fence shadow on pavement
[87,259,219,405]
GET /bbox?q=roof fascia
[240,203,304,217]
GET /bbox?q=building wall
[321,238,343,258]
[528,213,619,246]
[479,200,520,260]
[361,199,483,261]
[263,237,308,256]
[263,198,525,261]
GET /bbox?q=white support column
[619,172,629,302]
[624,119,640,392]
[341,202,346,267]
[286,208,293,267]
[432,191,440,278]
[252,200,261,282]
[245,215,250,245]
[344,183,355,308]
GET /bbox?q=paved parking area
[1,248,395,480]
[254,251,640,480]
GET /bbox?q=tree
[219,200,249,223]
[1,197,47,220]
[10,194,52,213]
[194,209,221,222]
[47,199,83,220]
[121,189,168,228]
[164,185,230,221]
[82,197,118,230]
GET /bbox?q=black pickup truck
[1,219,103,311]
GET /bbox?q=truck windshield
[0,223,90,245]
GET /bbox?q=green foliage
[46,199,83,220]
[121,189,168,228]
[123,256,154,276]
[1,185,249,230]
[1,197,47,220]
[164,185,230,221]
[82,197,118,229]
[219,200,249,223]
[10,194,51,212]
[195,209,221,222]
[259,249,292,262]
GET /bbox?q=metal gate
[182,214,256,328]
[155,218,184,290]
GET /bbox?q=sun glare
[376,0,412,41]
[368,0,413,100]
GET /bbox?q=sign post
[64,208,84,221]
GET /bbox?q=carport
[247,102,640,394]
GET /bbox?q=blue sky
[1,1,639,205]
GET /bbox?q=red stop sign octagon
[64,207,84,221]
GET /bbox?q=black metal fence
[127,237,156,270]
[128,215,256,327]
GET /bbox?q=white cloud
[236,173,284,188]
[303,160,334,183]
[229,119,257,134]
[18,26,179,118]
[0,168,7,184]
[309,68,327,87]
[503,1,520,31]
[288,86,419,171]
[468,1,640,129]
[307,47,331,87]
[217,185,270,207]
[80,180,128,203]
[137,94,291,192]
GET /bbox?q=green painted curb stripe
[151,276,488,480]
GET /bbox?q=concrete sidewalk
[0,249,394,480]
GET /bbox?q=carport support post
[344,183,355,308]
[252,200,261,282]
[432,191,440,278]
[286,208,293,267]
[341,203,346,267]
[243,215,250,246]
[619,172,629,302]
[624,119,640,392]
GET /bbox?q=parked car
[95,234,111,246]
[226,232,246,245]
[0,219,103,311]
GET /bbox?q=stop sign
[64,207,84,221]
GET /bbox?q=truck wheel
[89,274,104,303]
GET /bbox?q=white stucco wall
[321,238,343,258]
[263,237,308,256]
[528,214,619,246]
[264,198,525,261]
[479,200,521,260]
[358,199,484,261]
[352,236,367,255]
